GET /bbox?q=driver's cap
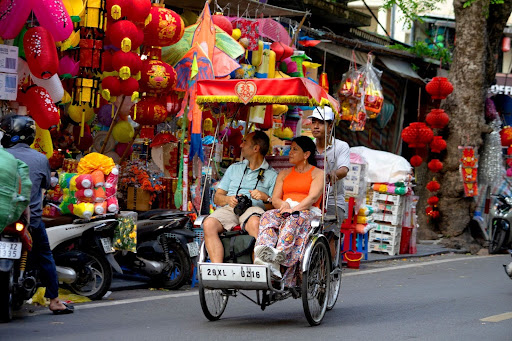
[307,106,334,121]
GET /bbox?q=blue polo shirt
[218,159,278,209]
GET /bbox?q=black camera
[234,194,252,216]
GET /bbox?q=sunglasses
[281,211,300,218]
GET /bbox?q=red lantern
[500,126,512,146]
[24,86,60,129]
[428,159,443,173]
[23,27,59,80]
[112,51,142,80]
[120,77,139,96]
[101,76,122,100]
[427,196,439,206]
[139,59,176,94]
[425,77,453,100]
[212,14,233,36]
[401,122,434,148]
[79,35,103,70]
[143,4,184,47]
[102,50,115,72]
[271,41,293,62]
[125,0,152,24]
[429,210,440,219]
[426,109,449,129]
[426,180,441,192]
[166,91,182,116]
[410,155,423,167]
[106,0,126,20]
[107,20,140,52]
[425,206,433,215]
[430,136,447,153]
[131,96,168,125]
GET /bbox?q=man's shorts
[208,205,264,231]
[324,205,346,237]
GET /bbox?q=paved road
[2,254,511,341]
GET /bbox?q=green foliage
[389,41,453,63]
[382,0,443,28]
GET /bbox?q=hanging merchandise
[139,59,177,95]
[430,136,447,153]
[401,122,434,148]
[425,77,454,100]
[480,119,504,183]
[460,147,478,197]
[426,109,450,129]
[20,86,60,129]
[234,18,260,51]
[361,55,384,118]
[349,97,367,131]
[143,4,184,47]
[131,96,168,125]
[23,27,60,80]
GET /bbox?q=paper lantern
[428,159,443,173]
[24,86,60,129]
[101,76,122,100]
[32,73,64,103]
[125,0,152,24]
[33,0,73,42]
[68,104,95,123]
[425,77,453,100]
[166,91,182,116]
[426,180,440,192]
[73,77,101,107]
[131,96,168,125]
[427,196,439,206]
[102,50,115,72]
[500,126,512,146]
[23,27,59,80]
[79,36,103,70]
[120,77,139,96]
[426,109,449,129]
[430,136,447,153]
[58,56,80,78]
[97,104,116,126]
[212,14,232,36]
[271,41,293,62]
[143,5,184,47]
[410,155,423,167]
[106,0,126,20]
[112,51,142,80]
[112,120,135,143]
[107,20,140,52]
[72,123,93,151]
[139,59,176,94]
[319,72,329,92]
[0,0,31,39]
[401,122,434,148]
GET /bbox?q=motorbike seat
[137,222,196,239]
[138,209,192,220]
[43,215,75,228]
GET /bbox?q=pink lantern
[58,56,80,78]
[0,0,32,39]
[33,0,73,42]
[23,27,59,80]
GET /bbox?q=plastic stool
[356,232,369,260]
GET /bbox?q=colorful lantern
[23,27,59,80]
[401,122,434,148]
[0,0,31,39]
[120,77,139,97]
[106,0,127,20]
[33,0,73,42]
[102,50,115,72]
[143,5,184,47]
[319,72,329,92]
[427,196,439,206]
[112,120,135,143]
[426,180,441,192]
[125,0,152,24]
[500,126,512,146]
[107,20,140,52]
[425,77,453,100]
[166,91,182,116]
[139,59,177,94]
[410,155,423,167]
[79,30,103,70]
[58,56,80,78]
[430,136,447,153]
[426,109,450,129]
[80,0,105,29]
[32,74,64,103]
[131,96,168,125]
[101,76,122,100]
[73,77,100,107]
[68,104,95,123]
[24,86,60,129]
[112,51,142,80]
[428,159,443,173]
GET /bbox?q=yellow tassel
[80,110,85,137]
[134,103,137,120]
[111,104,114,118]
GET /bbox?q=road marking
[343,255,494,277]
[480,312,512,322]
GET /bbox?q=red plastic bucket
[344,251,363,269]
[400,226,413,254]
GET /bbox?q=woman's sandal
[51,302,74,315]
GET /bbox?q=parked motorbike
[0,213,121,322]
[504,250,512,280]
[114,209,198,290]
[488,194,512,254]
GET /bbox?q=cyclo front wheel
[199,282,229,321]
[302,240,331,326]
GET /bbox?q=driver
[203,131,278,263]
[1,115,74,315]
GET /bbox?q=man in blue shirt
[204,131,278,263]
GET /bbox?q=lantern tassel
[80,109,85,137]
[134,103,137,120]
[111,103,115,118]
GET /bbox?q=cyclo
[193,78,343,326]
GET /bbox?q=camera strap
[235,166,265,196]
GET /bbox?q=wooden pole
[100,96,125,154]
[290,13,308,47]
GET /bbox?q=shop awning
[165,0,306,17]
[379,57,424,83]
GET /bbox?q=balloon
[97,104,117,126]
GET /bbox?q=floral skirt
[256,209,317,287]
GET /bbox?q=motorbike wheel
[69,249,112,300]
[489,222,507,254]
[0,268,14,322]
[155,241,191,290]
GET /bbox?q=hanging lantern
[73,77,101,107]
[500,126,512,146]
[401,122,434,148]
[79,28,103,71]
[0,0,31,39]
[106,0,126,20]
[58,56,80,78]
[102,50,115,72]
[32,74,64,103]
[125,0,152,25]
[426,206,440,219]
[319,72,329,92]
[426,180,441,192]
[212,14,233,36]
[112,120,135,143]
[143,4,184,47]
[410,155,423,167]
[139,59,177,94]
[23,27,59,80]
[166,91,182,116]
[430,136,447,153]
[23,86,60,129]
[107,20,140,52]
[33,0,73,42]
[68,104,95,123]
[426,108,450,129]
[271,41,293,62]
[112,51,142,80]
[425,77,453,100]
[428,159,443,173]
[80,0,105,29]
[427,196,439,206]
[101,76,122,101]
[131,96,168,125]
[120,77,139,97]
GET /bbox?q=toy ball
[68,104,95,123]
[112,120,134,143]
[212,15,232,36]
[232,28,241,41]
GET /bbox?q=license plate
[0,241,22,259]
[187,241,199,257]
[200,263,267,283]
[100,238,114,253]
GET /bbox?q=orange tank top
[282,167,321,208]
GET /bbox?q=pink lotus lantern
[58,56,80,78]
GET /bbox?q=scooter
[488,194,512,254]
[114,209,199,290]
[0,213,121,322]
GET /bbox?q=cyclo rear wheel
[326,268,342,311]
[302,241,331,326]
[199,282,229,321]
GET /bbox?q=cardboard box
[0,72,17,101]
[0,45,18,74]
[127,187,151,211]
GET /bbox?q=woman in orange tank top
[254,136,324,286]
